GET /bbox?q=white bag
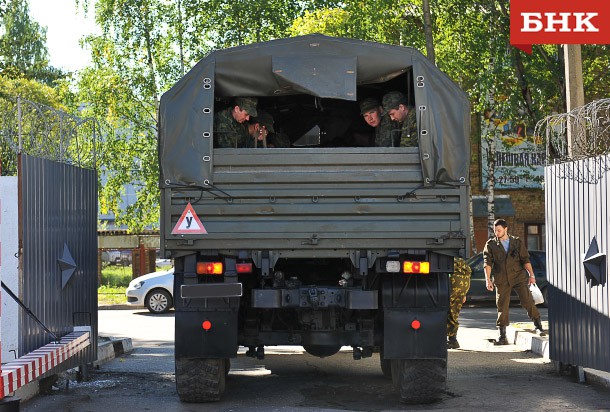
[530,283,544,305]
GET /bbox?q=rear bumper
[251,287,378,309]
[180,283,243,298]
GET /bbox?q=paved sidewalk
[508,322,610,391]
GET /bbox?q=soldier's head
[493,218,509,239]
[359,98,382,128]
[382,91,409,122]
[233,97,258,123]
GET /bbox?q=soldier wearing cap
[359,97,399,147]
[214,97,258,148]
[381,91,418,147]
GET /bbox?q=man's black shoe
[494,336,509,345]
[533,318,547,336]
[494,326,509,345]
[447,336,460,349]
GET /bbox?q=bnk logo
[521,13,599,33]
[510,0,610,53]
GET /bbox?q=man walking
[484,219,545,345]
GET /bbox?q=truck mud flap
[175,310,238,358]
[383,309,447,359]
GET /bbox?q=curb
[508,325,610,391]
[98,304,137,310]
[95,336,133,367]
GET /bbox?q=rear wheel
[396,359,446,404]
[380,346,391,379]
[175,358,227,402]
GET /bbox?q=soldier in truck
[214,96,259,148]
[381,91,418,147]
[359,97,399,147]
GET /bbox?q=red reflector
[236,263,253,273]
[411,319,421,330]
[197,261,223,275]
[202,320,212,330]
[403,261,430,274]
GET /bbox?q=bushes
[100,265,133,287]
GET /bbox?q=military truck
[158,34,470,404]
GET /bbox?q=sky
[28,0,99,72]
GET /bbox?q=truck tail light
[202,320,212,330]
[411,319,421,330]
[236,263,253,273]
[197,262,223,275]
[403,261,430,274]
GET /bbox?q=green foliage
[97,285,127,305]
[288,1,424,48]
[0,75,68,175]
[100,264,133,287]
[0,0,65,85]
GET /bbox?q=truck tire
[175,358,226,402]
[379,347,391,379]
[397,359,446,404]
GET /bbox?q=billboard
[481,111,545,189]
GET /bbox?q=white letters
[544,13,571,32]
[521,13,543,32]
[520,12,600,33]
[574,13,599,32]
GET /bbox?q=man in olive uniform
[484,218,545,345]
[381,91,418,147]
[447,257,472,349]
[359,98,399,147]
[214,97,258,148]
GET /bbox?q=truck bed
[162,147,468,255]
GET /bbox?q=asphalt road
[21,305,610,411]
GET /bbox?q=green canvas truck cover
[159,34,470,187]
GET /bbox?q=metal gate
[539,99,610,373]
[1,97,100,374]
[18,154,98,368]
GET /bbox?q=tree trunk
[422,0,435,65]
[486,130,496,238]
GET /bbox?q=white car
[126,268,174,314]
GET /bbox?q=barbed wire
[0,96,99,175]
[535,98,610,184]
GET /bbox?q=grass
[100,264,133,287]
[98,264,132,305]
[98,285,127,305]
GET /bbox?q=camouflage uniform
[396,108,418,147]
[214,108,251,148]
[374,114,400,147]
[447,257,472,338]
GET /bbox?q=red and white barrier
[0,330,90,399]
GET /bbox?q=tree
[0,0,64,85]
[288,0,424,48]
[0,74,70,175]
[73,0,346,230]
